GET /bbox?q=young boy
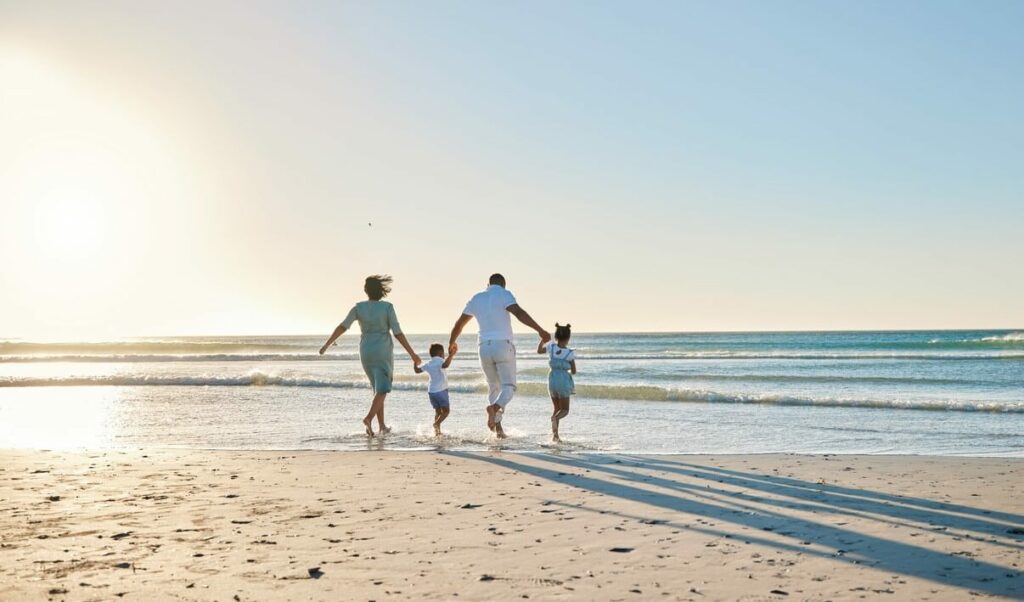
[414,343,454,436]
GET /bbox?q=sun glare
[0,45,206,338]
[33,196,107,264]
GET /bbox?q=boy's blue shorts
[428,389,450,410]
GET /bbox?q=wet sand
[1,449,1021,600]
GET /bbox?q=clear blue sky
[1,1,1021,336]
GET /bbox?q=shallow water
[0,331,1022,455]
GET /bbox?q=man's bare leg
[491,405,506,439]
[486,404,498,431]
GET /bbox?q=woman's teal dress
[341,300,403,394]
[547,343,575,398]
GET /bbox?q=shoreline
[2,449,1022,600]
[9,445,1024,458]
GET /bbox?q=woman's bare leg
[363,392,386,437]
[375,393,389,433]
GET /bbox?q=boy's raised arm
[442,350,455,369]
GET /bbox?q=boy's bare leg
[433,409,443,436]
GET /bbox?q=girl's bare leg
[551,395,563,442]
[558,399,571,442]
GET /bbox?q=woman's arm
[570,359,577,375]
[388,304,420,365]
[319,323,347,355]
[321,306,359,354]
[394,333,421,365]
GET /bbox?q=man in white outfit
[449,274,550,438]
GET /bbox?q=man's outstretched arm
[508,304,551,342]
[448,313,473,356]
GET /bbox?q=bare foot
[495,423,507,439]
[552,434,561,443]
[486,406,496,431]
[380,425,392,435]
[362,419,374,437]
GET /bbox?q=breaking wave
[2,372,1020,413]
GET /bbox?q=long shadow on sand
[445,451,1023,598]
[620,454,1024,545]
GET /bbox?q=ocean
[1,331,1021,455]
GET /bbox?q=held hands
[448,341,459,357]
[410,352,422,366]
[539,330,552,344]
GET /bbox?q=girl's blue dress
[547,343,575,398]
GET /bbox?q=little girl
[537,323,577,442]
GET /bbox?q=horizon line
[3,326,1022,342]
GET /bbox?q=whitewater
[0,331,1021,455]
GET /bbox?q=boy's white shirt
[421,356,448,393]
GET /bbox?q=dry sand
[1,449,1021,601]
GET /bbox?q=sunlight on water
[0,332,1021,454]
[0,386,119,449]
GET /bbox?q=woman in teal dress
[319,275,420,437]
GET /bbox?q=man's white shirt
[463,285,517,342]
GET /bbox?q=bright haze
[1,1,1021,339]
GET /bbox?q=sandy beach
[1,449,1021,601]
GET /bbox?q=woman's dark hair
[555,323,572,341]
[364,275,393,300]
